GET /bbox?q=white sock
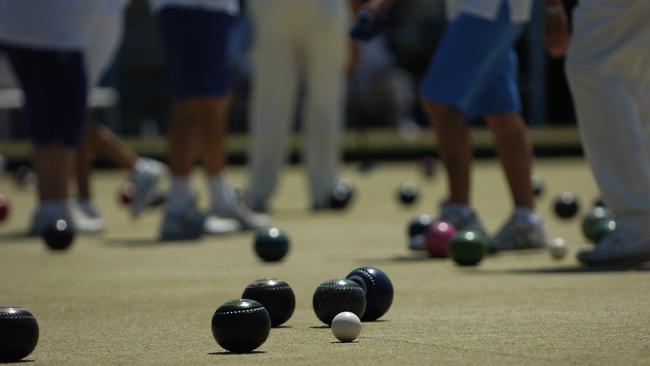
[208,172,236,214]
[134,157,147,172]
[167,177,193,213]
[514,207,539,222]
[445,202,473,213]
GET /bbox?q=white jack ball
[548,237,568,260]
[331,311,361,342]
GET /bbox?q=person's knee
[485,112,520,128]
[172,96,226,124]
[12,49,87,148]
[31,111,86,148]
[420,98,460,128]
[486,112,528,142]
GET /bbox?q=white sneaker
[69,198,105,234]
[130,158,166,217]
[577,231,650,267]
[204,215,240,235]
[440,202,487,237]
[213,197,270,231]
[490,210,547,252]
[159,198,205,241]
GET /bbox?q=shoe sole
[488,245,546,254]
[160,221,204,241]
[579,251,650,268]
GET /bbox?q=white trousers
[566,0,650,242]
[85,3,125,87]
[247,0,349,207]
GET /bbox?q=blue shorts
[2,44,87,147]
[420,4,524,119]
[158,7,234,100]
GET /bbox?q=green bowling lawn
[1,159,649,365]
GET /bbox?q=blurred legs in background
[73,1,166,233]
[5,47,88,235]
[420,3,546,251]
[156,5,267,240]
[246,0,349,211]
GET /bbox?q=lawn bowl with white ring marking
[254,227,290,262]
[0,307,39,362]
[211,299,271,353]
[407,214,434,250]
[398,181,419,206]
[313,279,366,325]
[242,278,295,327]
[345,267,393,321]
[329,178,355,210]
[42,219,74,251]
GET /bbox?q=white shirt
[149,0,239,15]
[0,0,106,51]
[446,0,532,23]
[101,0,130,13]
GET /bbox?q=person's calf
[421,98,472,205]
[486,112,534,209]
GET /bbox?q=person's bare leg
[194,95,267,229]
[199,97,239,217]
[421,99,472,205]
[159,97,207,239]
[199,97,229,176]
[75,127,95,200]
[87,124,138,170]
[33,145,74,203]
[486,112,534,209]
[168,99,203,177]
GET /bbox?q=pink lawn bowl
[425,221,456,258]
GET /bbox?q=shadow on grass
[102,237,194,247]
[356,254,439,264]
[309,325,330,329]
[362,319,389,323]
[0,359,35,364]
[489,248,546,257]
[474,264,650,275]
[330,340,359,344]
[273,325,292,329]
[208,351,266,356]
[0,231,33,243]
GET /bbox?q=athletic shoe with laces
[68,198,105,234]
[130,158,166,218]
[160,197,205,241]
[440,202,488,238]
[577,231,650,267]
[489,210,547,252]
[238,189,268,214]
[213,197,270,231]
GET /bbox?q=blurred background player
[245,0,355,212]
[348,33,416,143]
[72,0,166,233]
[362,0,548,251]
[151,0,268,240]
[0,0,103,235]
[547,0,650,266]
